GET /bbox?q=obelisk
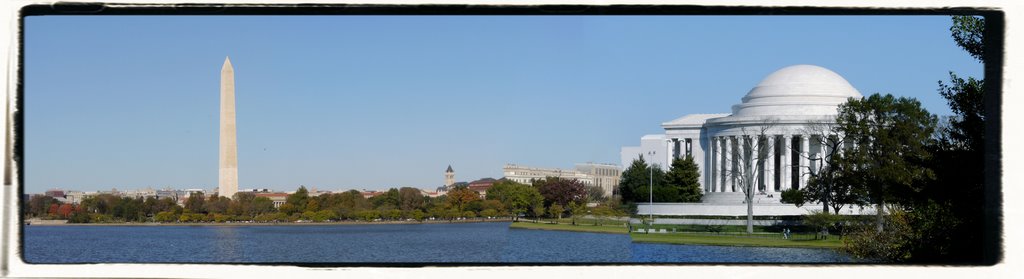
[219,57,238,199]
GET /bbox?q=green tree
[568,201,587,226]
[486,180,543,221]
[398,187,425,211]
[548,203,563,223]
[837,93,937,232]
[250,197,274,215]
[285,186,310,213]
[370,188,401,209]
[780,188,805,207]
[664,155,703,202]
[205,194,231,215]
[410,209,426,221]
[154,211,178,223]
[480,209,498,218]
[531,204,545,222]
[184,192,206,214]
[617,156,666,205]
[803,210,841,240]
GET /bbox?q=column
[711,137,720,193]
[818,136,826,170]
[800,135,810,190]
[724,136,732,192]
[751,136,760,193]
[766,135,775,193]
[781,135,791,191]
[667,139,676,169]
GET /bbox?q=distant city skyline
[24,16,982,193]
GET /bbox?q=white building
[622,64,863,205]
[503,163,621,197]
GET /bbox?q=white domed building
[621,65,870,212]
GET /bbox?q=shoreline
[25,218,513,227]
[508,221,842,249]
[509,221,629,234]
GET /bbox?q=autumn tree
[534,177,587,208]
[444,186,480,212]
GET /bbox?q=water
[22,222,852,263]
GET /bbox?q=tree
[26,195,59,218]
[586,185,607,203]
[950,15,984,61]
[531,204,545,222]
[534,177,587,208]
[569,201,587,226]
[285,186,310,213]
[184,192,206,214]
[780,188,805,207]
[56,204,74,219]
[398,187,424,211]
[837,93,937,232]
[617,156,666,204]
[444,186,480,212]
[548,203,564,223]
[800,120,861,214]
[803,210,841,240]
[205,194,231,215]
[370,188,401,209]
[486,180,543,221]
[720,119,778,233]
[665,155,703,202]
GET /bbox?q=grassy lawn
[509,221,628,234]
[630,232,843,249]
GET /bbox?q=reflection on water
[23,222,852,263]
[212,227,243,262]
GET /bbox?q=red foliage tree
[535,177,587,207]
[47,204,60,216]
[57,204,74,218]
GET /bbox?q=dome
[730,64,862,116]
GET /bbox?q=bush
[68,211,92,223]
[154,211,178,223]
[841,208,915,262]
[780,188,805,206]
[480,209,498,218]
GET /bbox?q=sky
[23,15,983,193]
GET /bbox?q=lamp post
[647,150,656,233]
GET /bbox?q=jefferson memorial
[622,64,873,214]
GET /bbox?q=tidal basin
[24,222,852,263]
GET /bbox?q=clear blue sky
[24,15,983,193]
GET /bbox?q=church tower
[444,165,455,187]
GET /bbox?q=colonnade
[705,134,821,194]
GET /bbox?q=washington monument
[219,57,238,198]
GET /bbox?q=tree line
[25,177,623,225]
[618,155,704,205]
